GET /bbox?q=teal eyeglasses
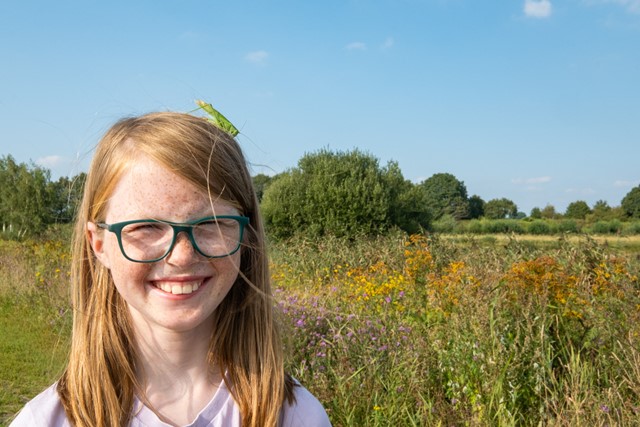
[96,215,249,263]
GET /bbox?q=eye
[123,222,166,237]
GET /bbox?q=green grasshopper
[195,100,239,137]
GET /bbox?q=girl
[11,111,331,427]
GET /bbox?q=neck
[132,315,218,385]
[130,313,223,424]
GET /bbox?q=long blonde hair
[57,112,292,426]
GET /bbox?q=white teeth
[155,281,202,295]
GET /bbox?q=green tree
[261,149,428,238]
[530,207,542,219]
[589,200,611,221]
[47,173,86,223]
[484,198,518,219]
[251,173,274,203]
[468,195,485,219]
[418,173,469,220]
[382,162,431,234]
[541,204,558,219]
[621,185,640,219]
[564,200,591,219]
[0,155,51,237]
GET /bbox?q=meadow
[1,230,639,426]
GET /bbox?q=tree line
[257,149,640,238]
[0,155,85,239]
[2,151,639,240]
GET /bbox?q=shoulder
[280,383,332,427]
[9,383,71,427]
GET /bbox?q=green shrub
[261,149,429,239]
[432,214,457,233]
[556,219,580,234]
[588,220,623,234]
[481,219,525,234]
[621,221,640,235]
[527,219,551,235]
[464,219,484,234]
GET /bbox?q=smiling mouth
[153,280,203,295]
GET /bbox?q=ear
[87,222,111,269]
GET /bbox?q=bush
[482,219,525,234]
[431,214,457,233]
[556,219,580,234]
[527,220,551,235]
[261,149,429,239]
[588,220,623,234]
[621,221,640,236]
[464,219,484,234]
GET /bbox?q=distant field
[443,233,640,254]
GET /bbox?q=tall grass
[0,237,71,425]
[272,233,640,426]
[1,230,639,425]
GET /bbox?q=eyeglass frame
[96,215,250,263]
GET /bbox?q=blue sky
[1,0,638,214]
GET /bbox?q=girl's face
[88,155,241,337]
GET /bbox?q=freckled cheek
[107,255,151,293]
[211,255,242,283]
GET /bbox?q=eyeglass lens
[119,218,241,261]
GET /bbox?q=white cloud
[35,155,65,168]
[512,176,552,184]
[345,41,366,51]
[380,37,394,50]
[245,50,269,65]
[524,0,553,18]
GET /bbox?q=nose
[165,231,199,266]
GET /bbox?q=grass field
[1,232,639,426]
